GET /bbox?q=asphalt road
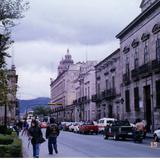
[21,130,160,158]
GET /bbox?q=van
[97,118,116,133]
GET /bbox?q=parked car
[62,122,73,131]
[103,120,133,140]
[154,128,160,142]
[79,122,98,134]
[40,121,48,128]
[73,122,84,133]
[69,122,78,132]
[97,118,116,133]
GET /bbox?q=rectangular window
[85,88,87,97]
[156,80,160,108]
[134,48,139,69]
[106,79,108,90]
[156,38,160,61]
[144,44,149,64]
[126,57,130,75]
[88,87,90,99]
[112,76,115,89]
[97,83,100,95]
[125,90,130,112]
[134,87,140,111]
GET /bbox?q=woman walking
[28,120,43,158]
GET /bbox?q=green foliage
[33,106,52,116]
[0,0,29,29]
[0,125,13,135]
[0,134,14,145]
[0,136,22,157]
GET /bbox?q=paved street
[21,129,160,158]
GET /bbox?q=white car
[69,122,77,132]
[73,122,84,133]
[154,129,160,142]
[97,118,117,133]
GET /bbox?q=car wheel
[154,134,159,142]
[104,135,108,140]
[113,134,119,140]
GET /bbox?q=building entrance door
[144,85,151,132]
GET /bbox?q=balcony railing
[123,73,130,85]
[131,69,139,81]
[138,63,151,77]
[102,88,116,100]
[91,94,102,103]
[131,62,155,81]
[152,59,160,73]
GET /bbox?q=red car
[40,122,48,128]
[79,122,98,135]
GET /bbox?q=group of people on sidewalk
[21,118,60,158]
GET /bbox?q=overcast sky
[7,0,142,100]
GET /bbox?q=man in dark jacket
[28,120,43,158]
[45,118,60,155]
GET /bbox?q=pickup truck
[79,122,98,135]
[103,120,133,140]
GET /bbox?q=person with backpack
[45,118,60,155]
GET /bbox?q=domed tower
[140,0,157,12]
[58,49,74,75]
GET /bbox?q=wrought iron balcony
[152,59,160,73]
[123,73,131,85]
[102,88,116,100]
[138,63,151,77]
[131,69,139,81]
[91,94,102,103]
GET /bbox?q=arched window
[152,23,160,34]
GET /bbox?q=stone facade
[50,50,82,122]
[116,0,160,131]
[93,49,122,120]
[73,61,97,122]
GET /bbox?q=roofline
[116,0,160,39]
[50,71,66,86]
[95,48,120,68]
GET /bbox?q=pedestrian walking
[46,118,60,155]
[28,120,43,158]
[21,119,29,136]
[13,120,20,136]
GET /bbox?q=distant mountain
[19,97,51,114]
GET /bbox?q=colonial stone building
[0,65,18,123]
[116,0,160,131]
[50,50,82,122]
[73,61,97,122]
[92,49,122,120]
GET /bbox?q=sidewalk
[20,130,87,158]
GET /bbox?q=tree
[0,0,29,126]
[0,0,29,29]
[33,106,52,117]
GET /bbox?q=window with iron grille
[156,38,160,61]
[134,48,139,69]
[106,79,109,90]
[134,87,140,111]
[144,44,149,64]
[126,57,130,75]
[125,90,130,112]
[156,80,160,108]
[112,76,115,89]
